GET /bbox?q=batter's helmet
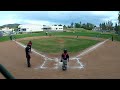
[64,49,67,53]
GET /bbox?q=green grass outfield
[20,37,100,54]
[1,29,119,54]
[0,29,120,42]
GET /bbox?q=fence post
[0,64,15,79]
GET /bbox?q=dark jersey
[25,46,31,58]
[61,53,69,60]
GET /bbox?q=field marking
[71,39,109,59]
[13,40,59,69]
[13,38,109,70]
[69,39,109,69]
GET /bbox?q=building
[18,24,43,32]
[92,27,101,31]
[1,27,13,32]
[50,25,63,31]
[18,24,64,33]
[1,27,14,36]
[42,25,51,31]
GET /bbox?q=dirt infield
[0,36,120,79]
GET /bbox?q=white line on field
[14,40,60,69]
[71,39,109,59]
[69,39,109,69]
[13,38,109,70]
[53,58,59,69]
[14,40,53,60]
[40,60,47,69]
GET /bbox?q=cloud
[22,19,57,25]
[0,11,118,26]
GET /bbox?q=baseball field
[0,29,120,79]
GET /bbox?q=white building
[1,27,14,36]
[50,25,63,31]
[92,27,101,31]
[18,24,63,33]
[2,27,13,32]
[18,24,43,32]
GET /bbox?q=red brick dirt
[0,36,120,79]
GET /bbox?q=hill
[0,23,20,29]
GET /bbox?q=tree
[14,27,19,32]
[74,23,80,28]
[106,21,113,31]
[99,23,102,30]
[101,22,106,30]
[109,21,113,30]
[114,23,119,34]
[99,21,113,32]
[82,23,95,30]
[67,25,71,28]
[63,25,67,29]
[118,11,120,25]
[81,23,86,29]
[117,11,120,35]
[70,22,74,28]
[79,21,82,28]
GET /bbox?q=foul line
[71,39,109,59]
[70,39,109,69]
[13,38,109,70]
[13,40,59,69]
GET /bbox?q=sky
[0,11,118,26]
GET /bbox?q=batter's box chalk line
[14,39,109,70]
[34,57,84,70]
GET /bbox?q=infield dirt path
[0,36,120,79]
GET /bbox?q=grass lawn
[0,32,45,42]
[20,37,100,54]
[0,36,11,42]
[0,29,120,42]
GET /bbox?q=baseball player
[61,49,69,70]
[27,41,32,52]
[112,35,113,41]
[25,45,31,67]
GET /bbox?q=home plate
[43,60,57,69]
